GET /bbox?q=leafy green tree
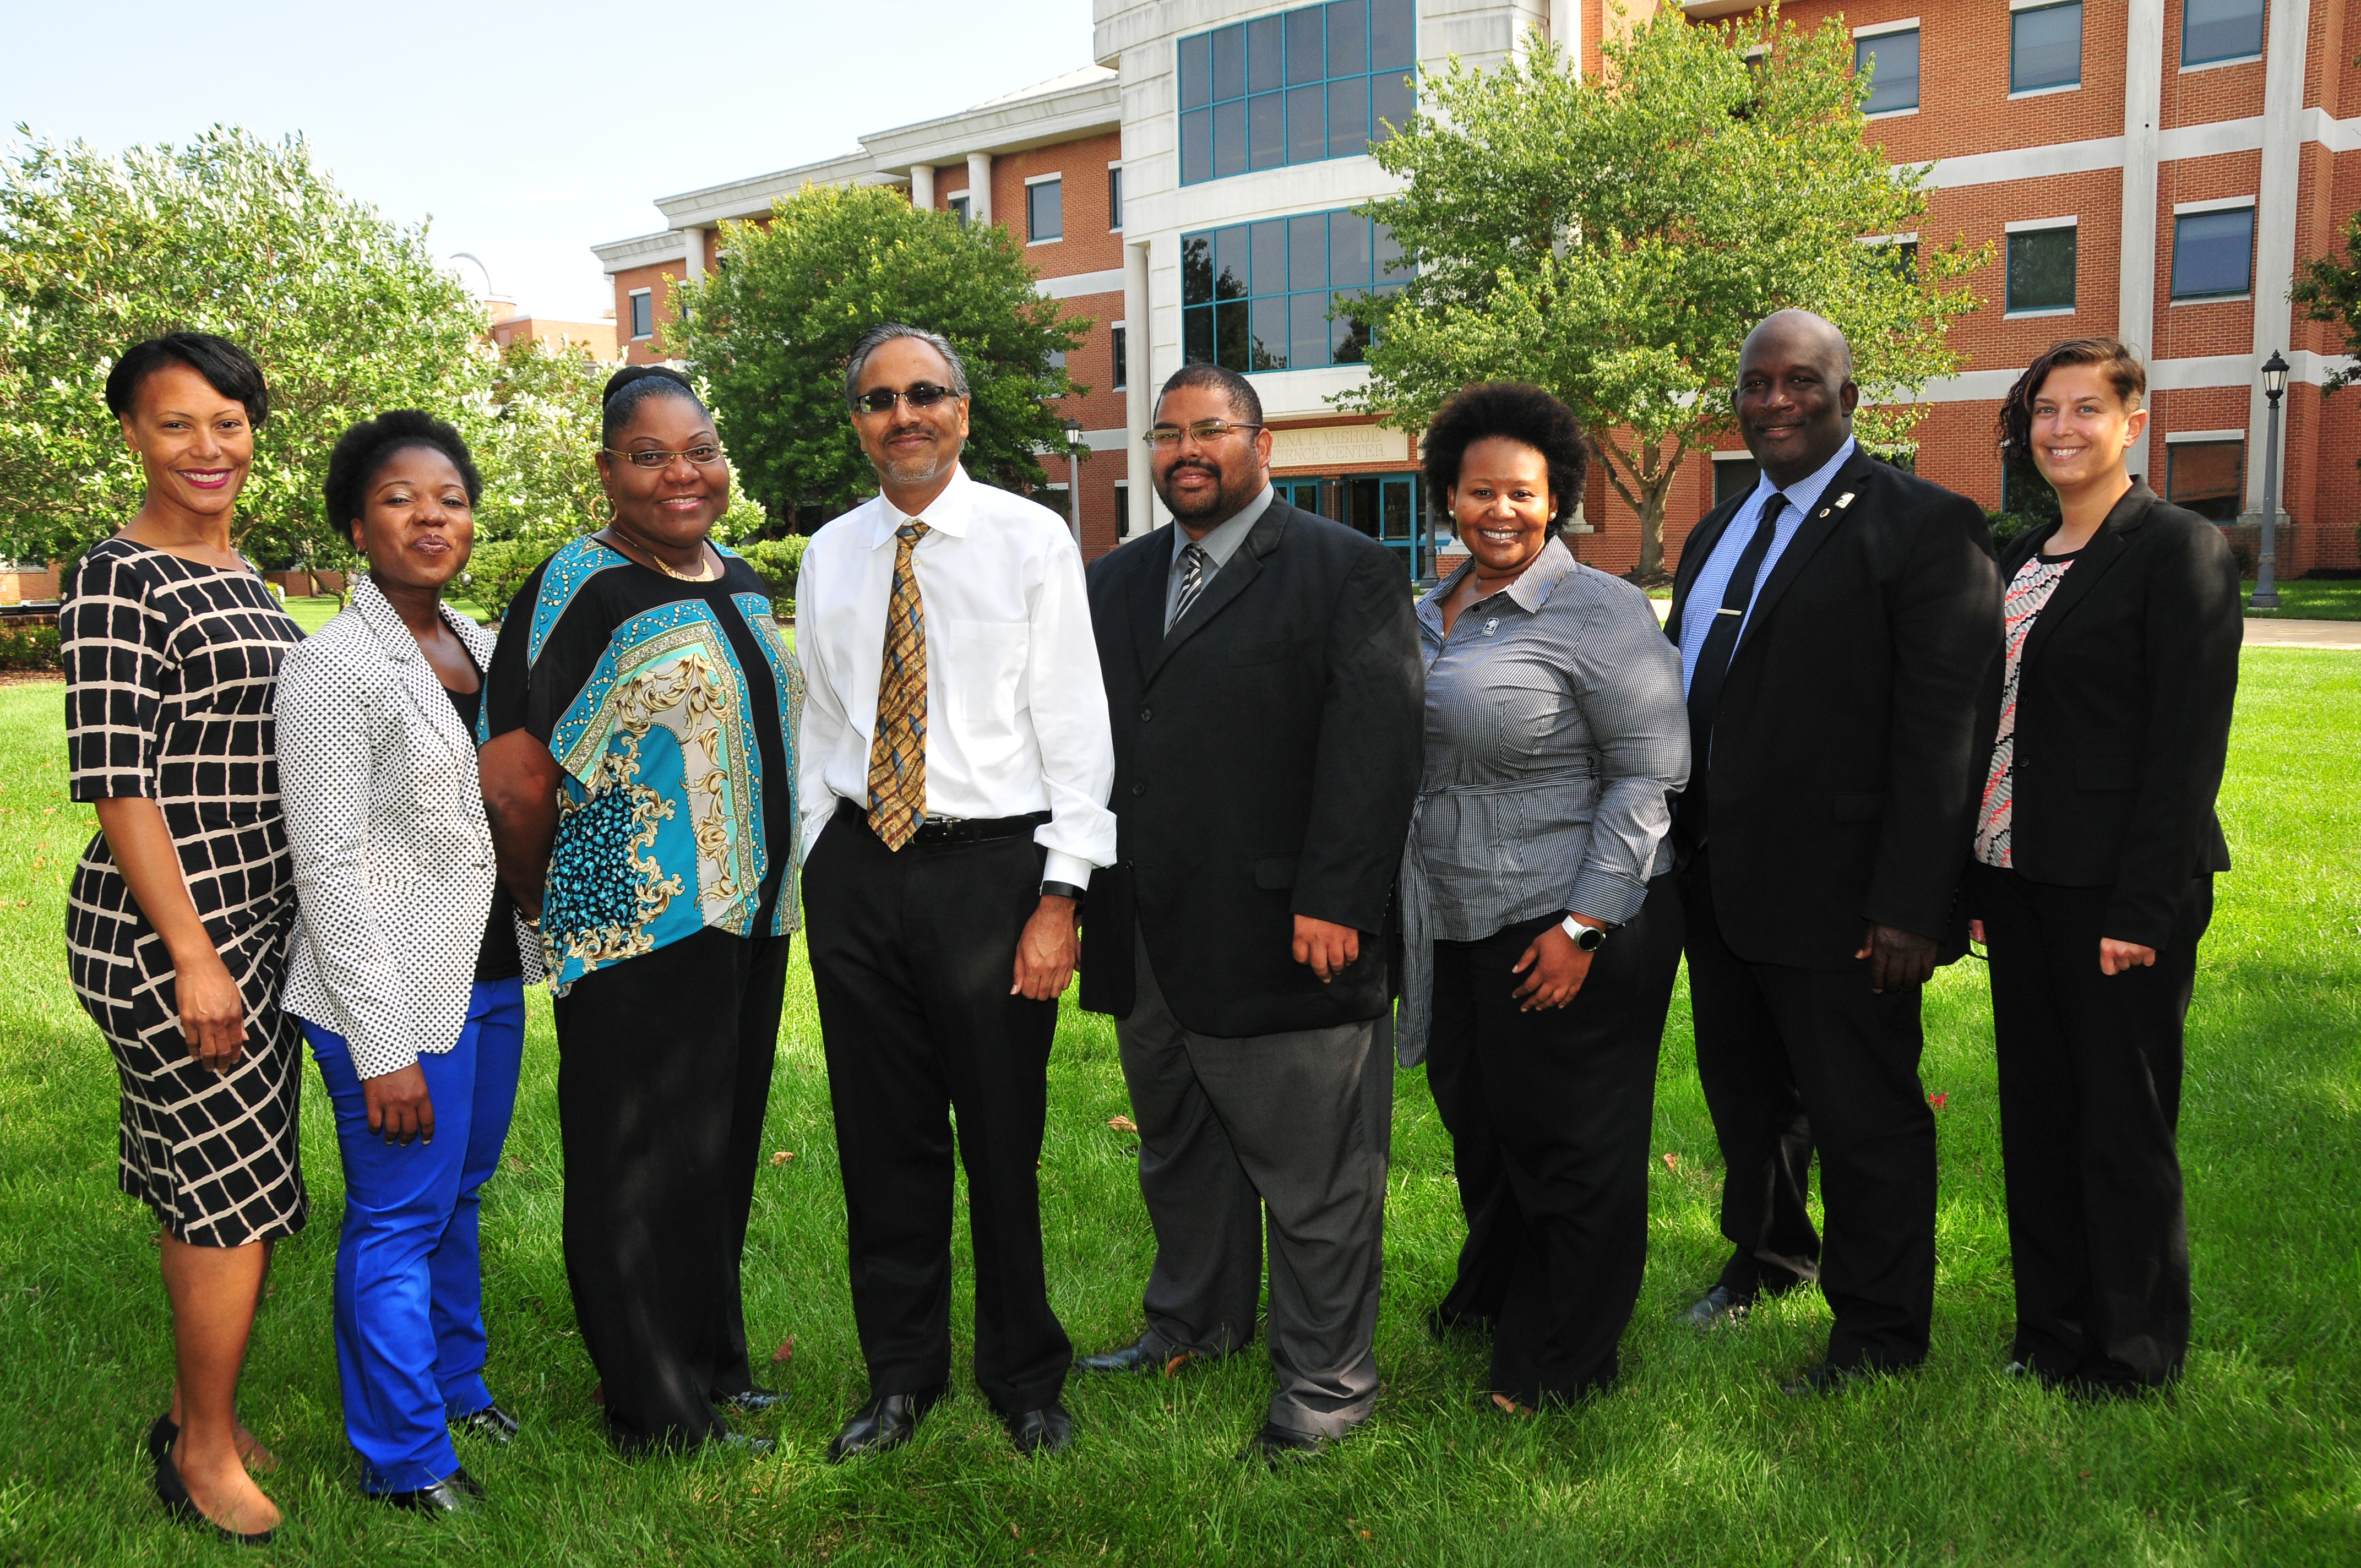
[0,125,490,569]
[1338,8,1987,579]
[2291,206,2361,395]
[664,184,1087,531]
[464,335,611,618]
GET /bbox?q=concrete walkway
[2243,618,2361,649]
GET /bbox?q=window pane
[1216,298,1250,371]
[1287,83,1326,163]
[2011,3,2082,92]
[1290,213,1328,292]
[2006,227,2076,312]
[1287,7,1325,84]
[2167,440,2244,521]
[2182,0,2265,65]
[1373,69,1415,141]
[1212,24,1246,101]
[1182,233,1213,305]
[1250,295,1289,371]
[1180,109,1211,186]
[1375,222,1405,280]
[1713,458,1761,508]
[1330,212,1372,289]
[1250,220,1287,296]
[1372,0,1415,68]
[1856,29,1920,113]
[1327,0,1366,75]
[1380,478,1415,540]
[1108,166,1122,228]
[1247,15,1282,95]
[2172,208,2255,297]
[1327,74,1370,159]
[1249,92,1285,170]
[1027,179,1063,243]
[1184,304,1215,366]
[630,293,651,337]
[948,195,969,228]
[1333,306,1371,364]
[1214,225,1250,300]
[1179,32,1212,109]
[1291,292,1332,368]
[1112,325,1127,389]
[1214,100,1248,178]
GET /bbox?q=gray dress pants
[1114,930,1392,1439]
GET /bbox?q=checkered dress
[63,538,309,1248]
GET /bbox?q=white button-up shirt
[795,464,1118,887]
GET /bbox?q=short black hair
[600,364,708,447]
[1155,363,1263,426]
[105,333,270,428]
[324,410,482,531]
[1421,382,1589,526]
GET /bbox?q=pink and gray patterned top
[1974,550,2077,868]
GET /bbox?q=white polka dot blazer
[275,576,543,1080]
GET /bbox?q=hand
[1968,919,1987,946]
[1010,895,1079,1000]
[2099,938,2157,977]
[1855,922,1938,994]
[1292,916,1362,983]
[362,1063,435,1146]
[1511,921,1598,1011]
[171,949,249,1074]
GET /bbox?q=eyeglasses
[851,382,961,415]
[602,444,725,470]
[1143,420,1265,449]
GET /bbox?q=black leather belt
[839,798,1047,847]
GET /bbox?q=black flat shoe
[1234,1420,1326,1470]
[450,1402,519,1445]
[1076,1335,1195,1376]
[716,1386,790,1413]
[1683,1284,1754,1330]
[1780,1362,1868,1397]
[1002,1403,1073,1456]
[370,1471,480,1515]
[146,1413,178,1463]
[153,1445,276,1545]
[824,1384,947,1463]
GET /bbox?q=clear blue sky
[6,0,1098,321]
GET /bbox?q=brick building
[593,0,2356,574]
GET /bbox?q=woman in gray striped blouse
[1399,383,1690,1412]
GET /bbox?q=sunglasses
[851,382,961,415]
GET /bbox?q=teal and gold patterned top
[482,537,801,995]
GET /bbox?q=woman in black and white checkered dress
[62,334,304,1545]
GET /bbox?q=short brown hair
[1998,338,2146,462]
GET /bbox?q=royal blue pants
[304,978,525,1493]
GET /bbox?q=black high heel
[153,1441,276,1547]
[146,1413,177,1463]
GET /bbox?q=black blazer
[1667,447,2003,971]
[1078,499,1423,1036]
[1982,483,2239,949]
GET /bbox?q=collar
[1173,484,1274,571]
[1748,435,1857,520]
[351,573,477,663]
[1419,533,1576,633]
[869,463,975,548]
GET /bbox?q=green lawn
[2242,579,2361,621]
[1,655,2356,1565]
[278,595,496,634]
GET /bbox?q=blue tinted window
[2006,227,2076,312]
[1854,28,1921,115]
[1180,210,1399,374]
[1026,178,1063,243]
[2172,208,2255,298]
[1179,1,1416,185]
[2182,0,2265,66]
[2011,3,2081,93]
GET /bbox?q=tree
[2291,205,2361,396]
[664,184,1087,531]
[1337,8,1987,580]
[465,335,612,618]
[0,125,491,569]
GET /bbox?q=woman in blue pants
[275,411,541,1513]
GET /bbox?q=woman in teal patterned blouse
[478,366,801,1452]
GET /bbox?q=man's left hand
[1293,916,1362,983]
[1856,922,1938,994]
[1011,894,1080,1000]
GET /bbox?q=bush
[733,536,807,616]
[0,624,60,671]
[1985,510,2047,550]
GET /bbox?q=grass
[1,653,2357,1566]
[2242,580,2361,621]
[278,595,495,635]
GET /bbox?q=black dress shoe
[716,1386,790,1413]
[450,1402,520,1445]
[371,1471,480,1515]
[1002,1402,1074,1456]
[824,1384,948,1463]
[1683,1284,1753,1329]
[1076,1335,1195,1376]
[1234,1421,1326,1469]
[147,1413,178,1463]
[153,1444,276,1545]
[1780,1362,1868,1397]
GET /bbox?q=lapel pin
[1482,616,1501,637]
[1835,492,1856,509]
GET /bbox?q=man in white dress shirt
[796,323,1117,1462]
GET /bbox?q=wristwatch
[1561,914,1607,951]
[1041,880,1088,905]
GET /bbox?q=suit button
[1139,706,1152,722]
[1131,782,1146,797]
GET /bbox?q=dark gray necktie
[1172,543,1210,626]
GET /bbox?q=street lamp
[1062,417,1085,548]
[2251,350,2290,611]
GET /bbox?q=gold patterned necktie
[867,520,931,850]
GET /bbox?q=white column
[2247,0,2310,517]
[909,164,935,210]
[679,227,706,284]
[1549,0,1581,69]
[2118,0,2164,486]
[1125,238,1156,536]
[967,152,994,227]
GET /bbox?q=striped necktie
[866,520,931,850]
[1172,543,1210,628]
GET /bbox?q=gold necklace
[653,549,716,582]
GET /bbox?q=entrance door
[1345,473,1422,573]
[1277,478,1324,515]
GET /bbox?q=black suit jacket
[1078,499,1423,1035]
[1667,448,2003,971]
[1981,483,2239,949]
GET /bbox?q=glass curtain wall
[1178,0,1416,185]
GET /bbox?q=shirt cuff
[1565,867,1650,927]
[1040,848,1095,890]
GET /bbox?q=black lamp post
[2250,350,2289,611]
[1062,417,1085,548]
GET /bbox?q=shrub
[733,536,807,616]
[0,624,61,672]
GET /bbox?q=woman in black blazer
[1971,337,2240,1396]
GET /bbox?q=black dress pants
[1426,875,1684,1405]
[1975,863,2209,1391]
[802,805,1070,1416]
[552,924,790,1450]
[1683,851,1938,1371]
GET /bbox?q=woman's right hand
[172,949,249,1073]
[362,1063,435,1146]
